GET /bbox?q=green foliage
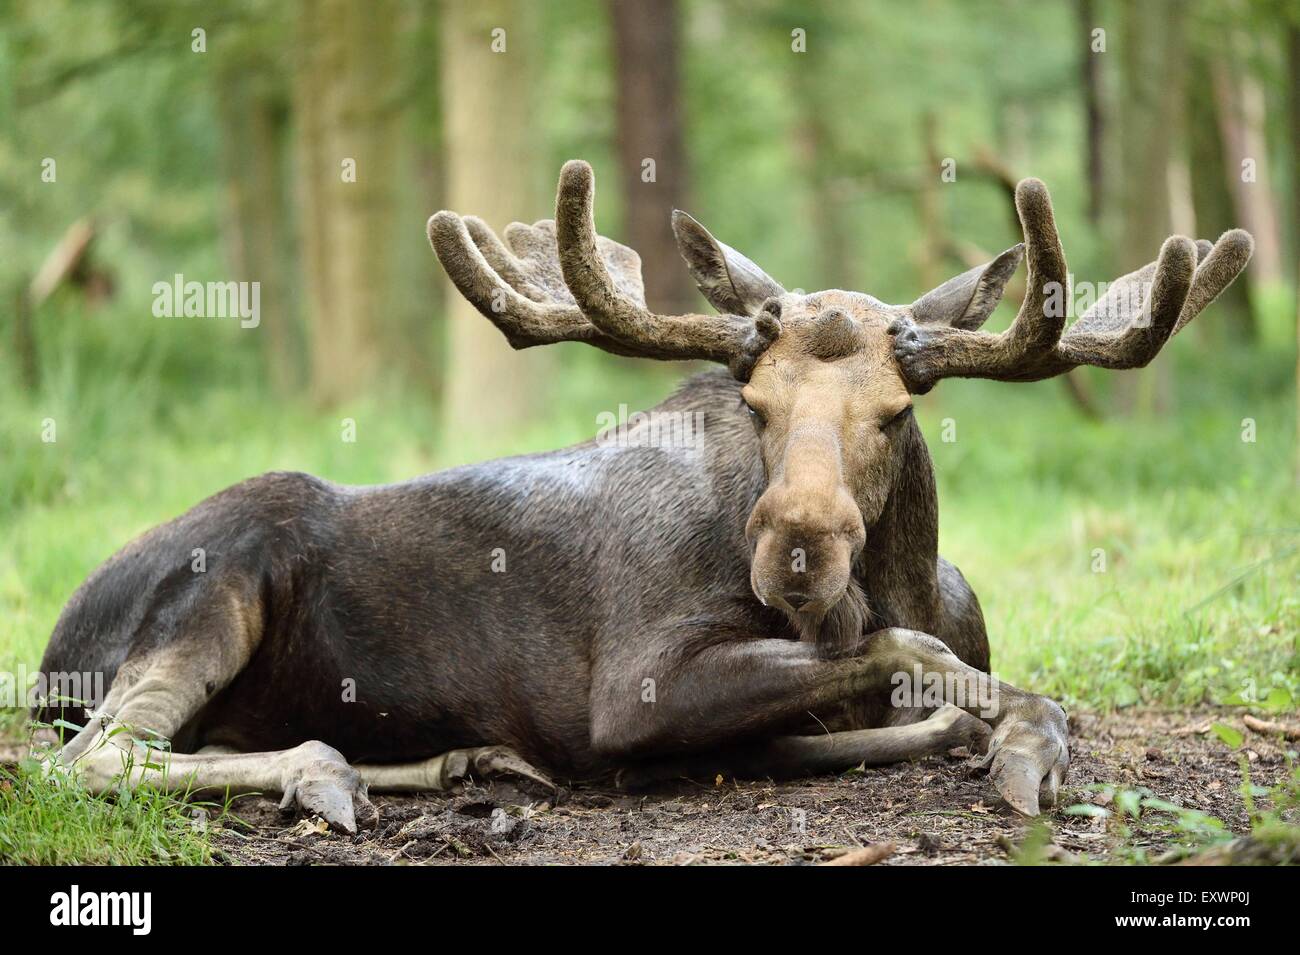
[0,755,217,865]
[923,338,1299,712]
[1044,763,1300,865]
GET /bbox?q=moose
[37,161,1252,833]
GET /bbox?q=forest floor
[187,707,1295,866]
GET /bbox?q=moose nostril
[783,591,812,612]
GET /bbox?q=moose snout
[746,482,865,616]
[782,591,813,612]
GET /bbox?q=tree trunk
[789,51,855,292]
[1188,47,1254,341]
[917,112,943,292]
[1076,0,1104,225]
[1116,0,1184,414]
[216,55,298,391]
[438,0,548,451]
[13,283,37,392]
[1288,20,1300,486]
[1210,50,1284,287]
[294,0,401,407]
[608,0,695,313]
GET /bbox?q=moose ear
[910,243,1024,330]
[672,210,785,316]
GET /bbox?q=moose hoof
[278,740,377,835]
[439,745,556,791]
[972,697,1070,817]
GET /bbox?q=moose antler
[428,160,779,378]
[427,209,648,358]
[888,178,1254,391]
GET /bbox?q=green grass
[0,755,218,865]
[932,399,1300,713]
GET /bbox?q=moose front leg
[864,629,1070,814]
[592,627,1068,815]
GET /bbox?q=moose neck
[855,418,942,634]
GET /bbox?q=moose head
[429,161,1252,633]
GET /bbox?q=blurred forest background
[1,0,1297,722]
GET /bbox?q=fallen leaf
[286,817,329,838]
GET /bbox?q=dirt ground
[198,708,1296,866]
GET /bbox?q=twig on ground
[820,842,895,866]
[1243,714,1300,740]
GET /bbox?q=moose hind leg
[53,575,263,765]
[47,577,374,834]
[356,745,556,793]
[749,704,989,777]
[619,704,988,787]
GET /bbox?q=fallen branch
[30,219,96,307]
[1243,714,1300,740]
[820,842,895,866]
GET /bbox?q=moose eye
[886,405,914,428]
[742,398,766,428]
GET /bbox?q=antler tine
[554,160,778,378]
[1173,229,1254,335]
[1003,178,1071,358]
[461,215,551,304]
[426,211,647,358]
[1056,235,1195,371]
[890,178,1070,390]
[892,179,1252,389]
[1047,229,1250,376]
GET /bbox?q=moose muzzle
[746,435,866,618]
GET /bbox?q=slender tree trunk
[1076,0,1104,225]
[1211,51,1284,286]
[789,56,855,292]
[609,0,694,313]
[439,0,547,451]
[294,0,401,407]
[1288,21,1300,486]
[1188,48,1254,341]
[917,112,943,291]
[13,283,37,392]
[216,58,298,391]
[294,7,335,401]
[1117,0,1184,414]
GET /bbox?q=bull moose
[37,161,1252,833]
